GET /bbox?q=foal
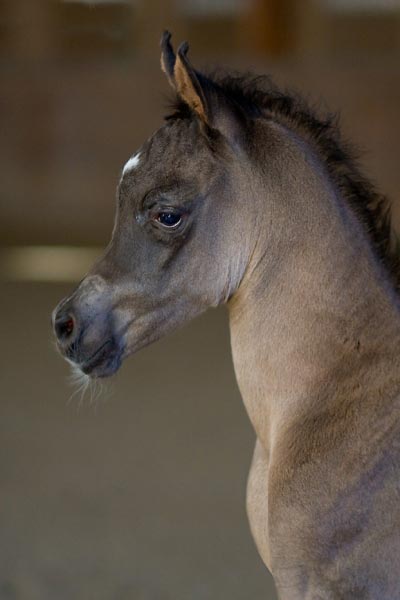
[53,33,400,598]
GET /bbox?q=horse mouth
[80,338,122,378]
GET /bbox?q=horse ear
[160,31,176,90]
[160,32,240,144]
[161,31,209,124]
[173,42,209,124]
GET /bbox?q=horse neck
[228,121,400,449]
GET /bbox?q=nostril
[55,314,75,341]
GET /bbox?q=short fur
[167,72,399,290]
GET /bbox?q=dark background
[1,1,400,598]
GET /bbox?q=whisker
[65,360,114,410]
[66,361,91,407]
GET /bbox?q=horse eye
[157,211,182,228]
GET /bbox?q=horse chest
[267,445,400,599]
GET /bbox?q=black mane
[166,71,399,289]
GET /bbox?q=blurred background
[0,1,399,598]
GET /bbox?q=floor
[0,282,277,600]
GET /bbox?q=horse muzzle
[52,283,123,378]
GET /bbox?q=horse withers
[53,32,400,599]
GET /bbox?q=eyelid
[142,188,177,210]
[147,203,187,221]
[151,205,181,214]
